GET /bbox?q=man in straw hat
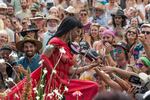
[64,6,76,17]
[30,12,46,41]
[16,36,42,72]
[90,3,107,26]
[43,14,60,48]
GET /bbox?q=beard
[47,25,58,33]
[25,51,35,58]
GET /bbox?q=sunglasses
[80,13,87,16]
[136,63,144,68]
[114,49,123,54]
[127,30,136,34]
[141,31,150,35]
[65,12,74,16]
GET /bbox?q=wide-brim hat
[46,15,60,22]
[20,24,39,37]
[65,6,76,14]
[30,12,45,20]
[111,9,127,18]
[16,36,42,52]
[0,44,12,52]
[0,2,7,9]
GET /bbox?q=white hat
[140,24,150,28]
[0,2,7,9]
[65,6,76,14]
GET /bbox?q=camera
[129,74,150,94]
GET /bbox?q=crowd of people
[0,0,150,100]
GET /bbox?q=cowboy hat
[111,9,127,18]
[20,24,39,37]
[46,15,60,22]
[16,36,42,52]
[65,6,76,14]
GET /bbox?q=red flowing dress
[5,37,99,100]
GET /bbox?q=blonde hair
[0,19,4,30]
[0,30,10,42]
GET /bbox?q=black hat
[0,44,12,51]
[111,9,127,18]
[20,24,39,37]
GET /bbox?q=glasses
[65,12,74,16]
[127,30,136,34]
[136,63,144,68]
[141,31,150,35]
[80,13,87,16]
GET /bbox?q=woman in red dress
[6,17,99,100]
[42,16,99,100]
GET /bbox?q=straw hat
[65,6,76,14]
[16,36,42,52]
[30,12,45,20]
[46,15,60,22]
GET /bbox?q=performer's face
[70,27,82,41]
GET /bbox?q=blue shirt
[132,43,144,60]
[18,54,40,72]
[43,31,54,48]
[90,14,108,26]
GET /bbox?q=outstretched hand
[101,66,115,74]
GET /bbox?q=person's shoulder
[17,56,26,63]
